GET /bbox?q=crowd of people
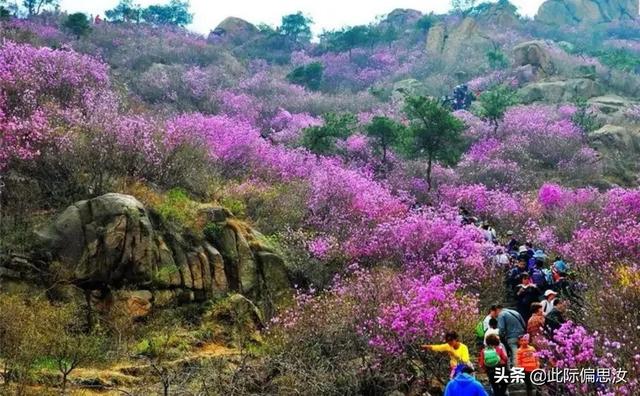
[422,209,580,396]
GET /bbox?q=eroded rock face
[32,193,291,315]
[513,41,555,74]
[536,0,638,25]
[425,18,492,64]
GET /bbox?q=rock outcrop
[381,8,423,30]
[471,0,521,27]
[426,17,491,63]
[590,124,640,183]
[519,78,603,103]
[513,41,555,74]
[536,0,638,25]
[18,193,291,315]
[208,17,259,46]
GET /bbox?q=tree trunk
[62,372,68,395]
[163,382,170,396]
[85,290,94,331]
[426,156,433,191]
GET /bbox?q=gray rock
[519,78,603,103]
[513,41,555,74]
[536,0,639,25]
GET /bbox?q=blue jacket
[498,308,526,340]
[444,373,488,396]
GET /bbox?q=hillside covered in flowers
[0,0,639,395]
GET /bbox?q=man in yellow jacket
[422,331,473,378]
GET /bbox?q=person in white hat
[541,289,557,316]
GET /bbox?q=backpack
[484,348,501,367]
[475,320,486,339]
[531,268,547,287]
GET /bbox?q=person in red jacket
[479,334,509,396]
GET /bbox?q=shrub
[62,12,91,38]
[286,62,324,91]
[156,188,200,229]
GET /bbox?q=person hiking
[527,303,545,345]
[480,334,509,396]
[516,334,540,396]
[505,230,520,254]
[482,224,495,243]
[497,305,527,365]
[530,260,548,289]
[493,248,510,269]
[516,274,541,322]
[529,249,547,271]
[443,364,488,396]
[541,289,557,316]
[422,331,472,378]
[507,258,528,299]
[545,298,568,334]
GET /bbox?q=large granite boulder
[426,17,490,63]
[208,17,259,46]
[31,193,291,316]
[519,78,603,103]
[381,8,423,29]
[590,124,640,183]
[472,0,520,27]
[513,41,555,74]
[536,0,638,25]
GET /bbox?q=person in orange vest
[516,334,540,396]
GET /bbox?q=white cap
[544,290,557,297]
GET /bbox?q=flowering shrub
[370,275,478,356]
[456,105,600,188]
[347,208,491,284]
[624,105,640,123]
[537,321,640,396]
[268,108,322,145]
[0,40,114,168]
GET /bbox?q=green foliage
[451,0,476,12]
[596,48,640,73]
[401,95,466,189]
[572,97,602,133]
[478,85,518,131]
[365,116,404,167]
[203,222,224,242]
[286,62,324,91]
[486,48,508,70]
[416,13,436,33]
[219,196,246,218]
[62,12,91,38]
[321,25,377,52]
[22,0,58,16]
[302,112,357,155]
[0,5,10,19]
[156,188,199,228]
[105,0,142,22]
[141,0,192,27]
[279,11,313,43]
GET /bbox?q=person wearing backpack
[480,334,509,396]
[497,305,527,366]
